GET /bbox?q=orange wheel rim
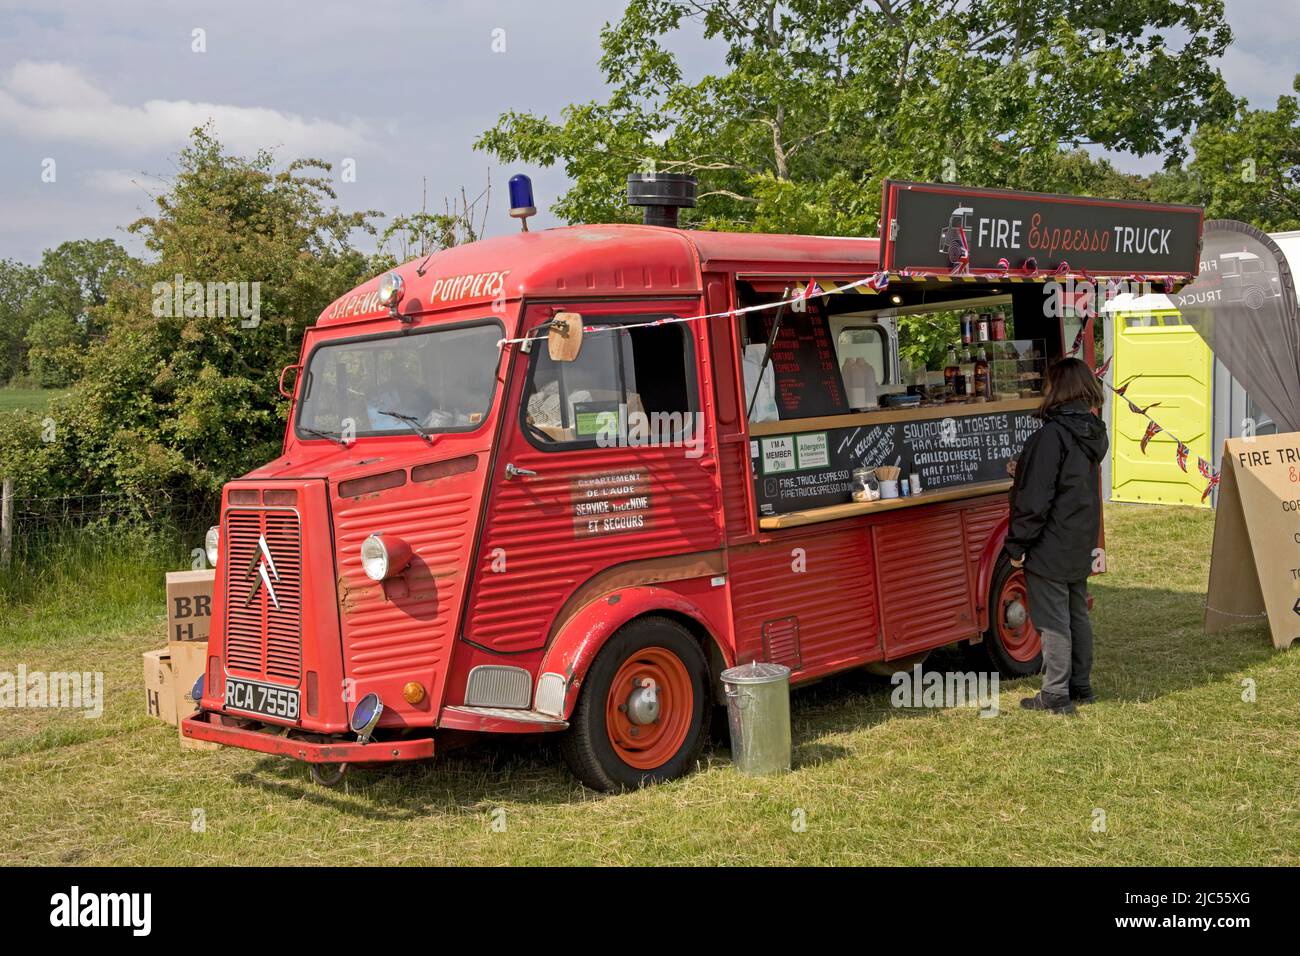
[605,646,694,770]
[998,569,1041,663]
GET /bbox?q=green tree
[0,259,40,384]
[1151,75,1300,230]
[0,126,379,505]
[19,239,137,387]
[477,0,1232,234]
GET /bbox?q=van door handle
[505,463,538,480]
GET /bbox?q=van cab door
[461,299,725,654]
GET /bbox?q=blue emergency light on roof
[508,174,536,231]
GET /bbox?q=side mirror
[278,364,302,399]
[548,312,583,362]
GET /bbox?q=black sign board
[755,306,849,420]
[751,408,1042,515]
[881,180,1204,278]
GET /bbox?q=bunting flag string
[1201,471,1220,503]
[1114,374,1140,397]
[1095,354,1219,500]
[494,273,881,347]
[1140,420,1162,454]
[1068,314,1093,356]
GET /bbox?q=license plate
[225,676,300,721]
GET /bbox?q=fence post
[1,478,11,569]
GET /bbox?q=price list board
[752,407,1041,516]
[756,308,849,420]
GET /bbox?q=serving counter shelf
[757,479,1013,530]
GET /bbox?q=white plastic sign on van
[1204,432,1300,649]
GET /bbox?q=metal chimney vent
[626,173,697,228]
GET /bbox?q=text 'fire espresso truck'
[184,178,1204,790]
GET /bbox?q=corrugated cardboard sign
[168,640,220,751]
[1205,433,1300,649]
[166,569,214,642]
[142,648,178,725]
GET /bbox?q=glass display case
[986,338,1046,401]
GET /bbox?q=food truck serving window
[522,318,695,448]
[296,320,502,439]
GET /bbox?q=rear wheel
[966,554,1043,677]
[560,616,709,791]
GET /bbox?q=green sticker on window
[574,401,621,437]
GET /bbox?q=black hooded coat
[1004,400,1110,582]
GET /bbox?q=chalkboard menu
[751,407,1042,515]
[756,308,849,420]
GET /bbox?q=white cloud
[0,61,369,156]
[84,168,165,195]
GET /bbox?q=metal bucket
[721,662,792,776]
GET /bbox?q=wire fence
[0,483,216,569]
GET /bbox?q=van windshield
[296,322,501,439]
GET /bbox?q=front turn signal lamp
[403,682,426,705]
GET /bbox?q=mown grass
[0,388,65,413]
[0,504,1294,866]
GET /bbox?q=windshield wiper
[301,427,348,446]
[378,409,433,443]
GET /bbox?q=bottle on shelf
[943,346,960,398]
[959,346,974,399]
[973,346,990,400]
[842,355,866,409]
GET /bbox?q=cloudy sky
[0,0,1295,264]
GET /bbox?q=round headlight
[360,533,389,581]
[205,525,220,567]
[360,532,411,582]
[377,271,404,307]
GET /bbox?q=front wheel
[966,554,1043,678]
[560,616,709,792]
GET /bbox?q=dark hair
[1038,357,1103,416]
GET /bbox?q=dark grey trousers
[1024,571,1094,702]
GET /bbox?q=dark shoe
[1069,688,1097,705]
[1019,693,1077,715]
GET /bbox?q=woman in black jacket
[1005,357,1109,715]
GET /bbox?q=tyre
[560,616,710,791]
[965,554,1043,678]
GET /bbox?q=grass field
[0,504,1294,866]
[0,388,66,413]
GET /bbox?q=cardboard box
[166,569,215,643]
[142,648,178,725]
[168,640,220,751]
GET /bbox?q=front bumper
[182,710,435,764]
